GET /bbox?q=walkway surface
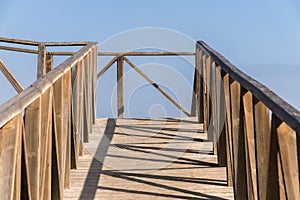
[63,117,234,199]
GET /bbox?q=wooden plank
[198,49,204,123]
[0,45,39,54]
[242,91,258,200]
[0,37,40,46]
[37,44,46,79]
[222,73,234,186]
[211,61,218,154]
[0,113,22,199]
[203,54,208,133]
[206,56,212,141]
[13,114,22,200]
[53,76,65,193]
[98,52,196,56]
[253,98,278,199]
[71,64,80,168]
[45,54,54,73]
[39,88,53,200]
[276,118,299,199]
[63,70,72,188]
[117,56,124,118]
[64,117,234,200]
[24,97,42,199]
[51,101,63,200]
[124,57,190,117]
[0,59,24,93]
[230,80,247,199]
[216,65,226,167]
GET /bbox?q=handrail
[0,39,98,199]
[195,40,300,199]
[0,42,97,128]
[198,41,300,133]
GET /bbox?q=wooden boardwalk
[63,117,234,199]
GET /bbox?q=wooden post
[117,56,124,118]
[37,45,46,79]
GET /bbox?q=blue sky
[0,0,299,117]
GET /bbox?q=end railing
[194,41,299,199]
[0,37,98,199]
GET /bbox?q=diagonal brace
[123,56,190,116]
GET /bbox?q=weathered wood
[253,98,277,199]
[117,56,124,118]
[222,73,233,186]
[53,76,66,194]
[39,88,53,200]
[0,113,22,199]
[0,59,24,93]
[99,51,196,56]
[24,97,42,199]
[45,54,54,73]
[242,91,258,200]
[0,43,97,128]
[216,66,226,167]
[275,117,299,199]
[0,45,39,54]
[64,117,234,200]
[37,44,47,79]
[42,41,89,46]
[13,114,22,200]
[198,49,204,123]
[230,80,247,199]
[206,56,213,141]
[198,41,300,133]
[0,37,40,46]
[63,71,72,188]
[124,56,190,116]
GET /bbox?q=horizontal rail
[0,42,97,128]
[0,45,39,54]
[47,51,196,56]
[198,41,300,133]
[0,37,40,46]
[42,41,90,46]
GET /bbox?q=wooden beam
[0,37,40,46]
[124,56,190,117]
[37,44,47,79]
[99,52,195,56]
[0,45,38,54]
[0,59,24,93]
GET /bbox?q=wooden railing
[0,38,98,199]
[97,52,195,118]
[195,41,300,199]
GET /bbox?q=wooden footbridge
[0,37,299,199]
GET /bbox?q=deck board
[63,117,234,199]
